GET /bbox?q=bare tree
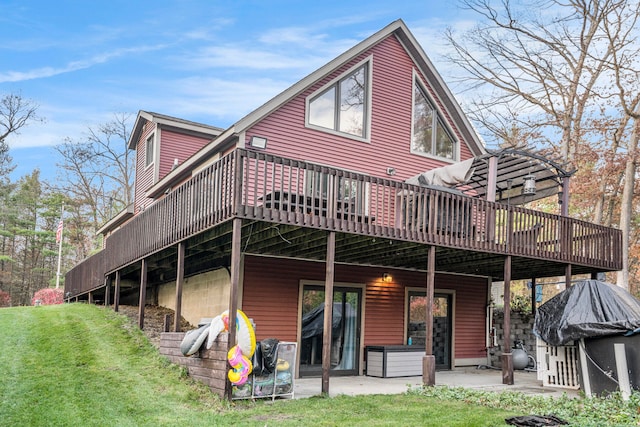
[53,113,135,257]
[444,0,621,163]
[0,93,40,179]
[602,2,640,290]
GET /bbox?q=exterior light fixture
[522,174,536,195]
[249,136,268,149]
[382,273,392,283]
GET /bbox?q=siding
[240,255,487,360]
[133,121,157,211]
[158,128,210,180]
[245,34,475,181]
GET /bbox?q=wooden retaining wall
[159,331,229,398]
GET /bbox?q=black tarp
[301,302,354,339]
[533,280,640,346]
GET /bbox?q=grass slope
[2,304,638,426]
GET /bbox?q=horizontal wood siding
[245,35,475,183]
[134,122,156,211]
[158,129,210,180]
[241,256,304,342]
[436,274,488,360]
[241,255,486,360]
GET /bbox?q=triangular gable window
[412,77,457,161]
[307,59,370,140]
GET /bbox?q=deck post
[174,242,185,332]
[565,264,572,288]
[322,231,336,395]
[502,255,514,385]
[114,270,121,312]
[138,258,147,330]
[104,275,111,307]
[560,176,570,216]
[225,217,243,401]
[423,245,436,386]
[530,277,536,316]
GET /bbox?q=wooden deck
[65,149,622,298]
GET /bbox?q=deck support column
[138,258,147,330]
[225,218,243,401]
[88,292,93,304]
[502,255,514,385]
[104,275,111,307]
[114,270,121,312]
[322,231,336,395]
[423,245,436,386]
[174,242,185,332]
[530,278,536,316]
[565,264,572,289]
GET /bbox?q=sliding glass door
[299,285,361,377]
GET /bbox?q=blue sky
[1,1,477,181]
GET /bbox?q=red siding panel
[241,256,487,360]
[158,129,210,180]
[246,35,475,181]
[133,122,156,211]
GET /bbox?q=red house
[66,20,621,397]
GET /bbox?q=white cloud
[0,44,167,83]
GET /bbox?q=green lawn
[0,304,637,426]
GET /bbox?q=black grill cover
[533,280,640,346]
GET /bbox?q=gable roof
[127,110,224,150]
[145,19,485,197]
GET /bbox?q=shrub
[32,288,64,306]
[0,290,10,307]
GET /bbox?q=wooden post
[225,217,243,401]
[174,242,185,332]
[560,176,570,217]
[114,270,121,313]
[565,264,572,289]
[104,275,111,307]
[88,292,93,304]
[423,245,436,386]
[530,278,536,316]
[322,231,336,395]
[138,258,147,330]
[502,255,514,385]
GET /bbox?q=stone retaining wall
[490,310,536,367]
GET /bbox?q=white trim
[144,132,155,170]
[305,56,373,143]
[410,69,459,162]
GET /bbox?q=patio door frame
[405,287,455,370]
[297,280,365,377]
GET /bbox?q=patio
[293,368,580,399]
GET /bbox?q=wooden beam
[565,264,572,288]
[423,245,436,386]
[174,242,185,332]
[322,231,336,395]
[114,270,121,312]
[138,259,147,330]
[502,255,513,385]
[225,217,242,401]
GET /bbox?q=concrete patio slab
[293,367,580,399]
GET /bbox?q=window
[305,170,370,216]
[412,79,456,160]
[307,61,369,139]
[145,135,155,168]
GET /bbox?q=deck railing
[66,149,622,296]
